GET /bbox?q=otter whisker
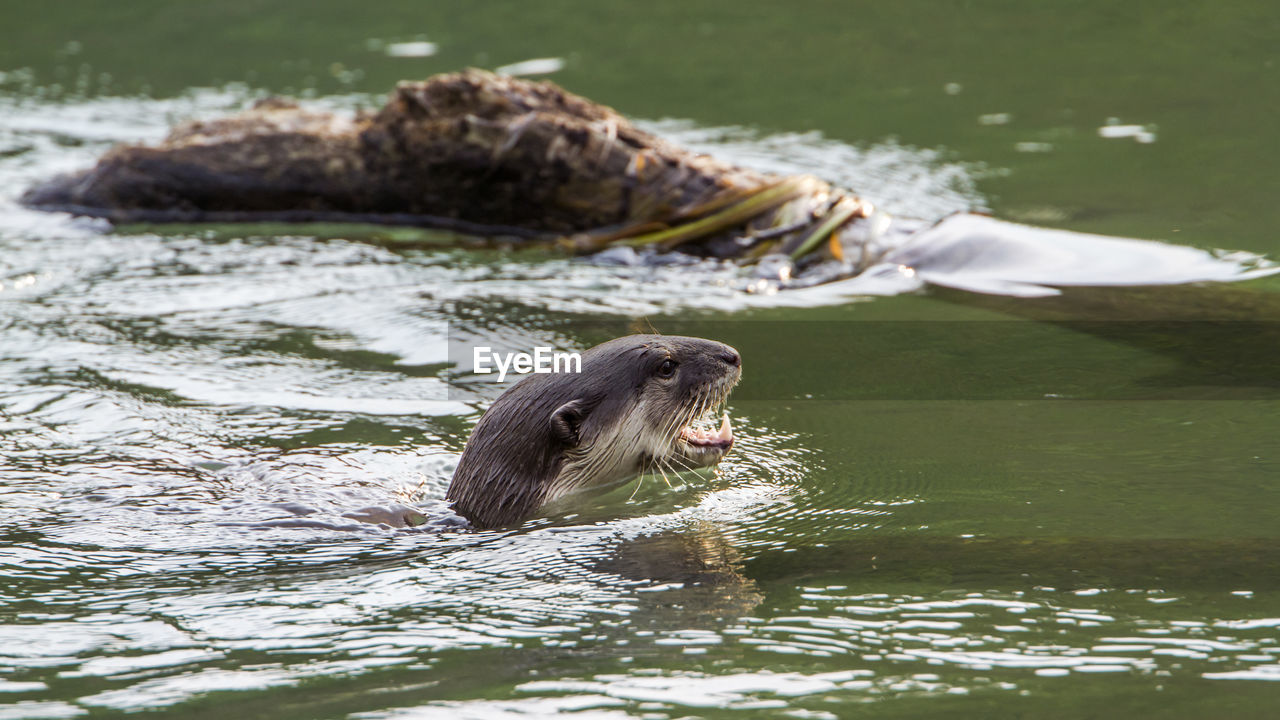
[664,455,703,475]
[628,470,646,501]
[660,456,680,484]
[655,463,674,488]
[662,457,691,479]
[683,390,710,431]
[655,401,691,452]
[656,402,684,442]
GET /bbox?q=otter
[447,335,742,528]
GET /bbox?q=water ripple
[2,82,1278,717]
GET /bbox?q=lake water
[2,2,1278,718]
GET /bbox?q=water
[2,2,1279,718]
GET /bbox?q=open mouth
[679,412,734,451]
[672,372,739,464]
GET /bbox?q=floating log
[22,69,1275,296]
[22,69,876,273]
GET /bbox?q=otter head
[446,335,742,528]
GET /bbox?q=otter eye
[656,358,678,378]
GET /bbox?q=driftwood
[23,68,1277,298]
[23,69,878,273]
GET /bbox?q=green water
[1,2,1278,718]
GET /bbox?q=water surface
[2,2,1279,718]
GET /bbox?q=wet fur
[447,335,740,528]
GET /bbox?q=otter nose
[719,347,741,367]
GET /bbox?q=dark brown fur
[447,335,741,528]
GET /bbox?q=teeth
[680,413,734,446]
[717,413,732,441]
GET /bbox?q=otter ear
[550,399,587,446]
